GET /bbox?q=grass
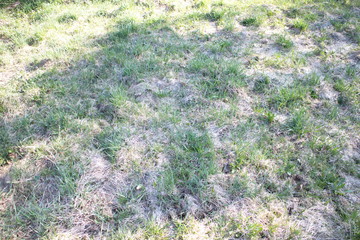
[0,0,359,239]
[292,19,309,32]
[241,17,260,27]
[275,34,294,49]
[286,108,310,137]
[57,13,77,23]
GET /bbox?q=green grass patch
[241,17,261,27]
[292,19,308,32]
[188,55,245,99]
[275,35,294,49]
[158,128,216,197]
[286,108,310,137]
[57,13,77,23]
[95,127,128,163]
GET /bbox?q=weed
[345,65,356,78]
[292,19,308,32]
[209,39,232,53]
[26,33,43,46]
[253,76,270,93]
[265,111,275,124]
[286,108,310,136]
[286,8,303,18]
[269,86,307,109]
[331,19,346,32]
[231,144,266,170]
[275,35,294,49]
[333,79,347,92]
[110,85,129,108]
[241,17,261,27]
[159,128,216,196]
[338,93,350,106]
[95,127,128,163]
[0,123,12,165]
[57,13,77,23]
[109,19,138,40]
[188,55,245,99]
[205,8,225,21]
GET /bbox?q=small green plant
[217,40,232,51]
[0,101,6,114]
[266,9,276,17]
[57,13,77,23]
[265,111,275,124]
[26,33,43,46]
[95,127,128,163]
[337,93,350,106]
[253,76,270,93]
[188,55,245,99]
[96,10,115,18]
[110,19,138,40]
[241,17,261,27]
[331,20,346,32]
[309,88,319,99]
[210,40,232,53]
[269,86,307,109]
[205,8,225,21]
[286,108,310,136]
[293,19,308,32]
[275,35,294,49]
[0,124,12,165]
[345,65,356,78]
[286,8,303,18]
[159,129,216,196]
[306,73,321,86]
[333,79,347,92]
[110,85,129,108]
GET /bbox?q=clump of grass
[188,55,245,99]
[158,129,216,196]
[331,19,346,32]
[0,122,12,165]
[305,73,321,86]
[95,10,115,18]
[269,86,307,109]
[57,13,77,23]
[253,76,270,93]
[286,108,310,136]
[26,33,43,46]
[241,17,261,27]
[109,19,138,40]
[292,19,308,32]
[275,35,294,49]
[209,40,232,53]
[205,8,225,21]
[110,85,129,108]
[345,65,356,78]
[231,144,267,170]
[333,79,347,92]
[286,8,303,18]
[95,127,128,163]
[337,93,350,106]
[0,100,6,114]
[264,111,275,124]
[348,25,360,44]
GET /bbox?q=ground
[0,0,359,239]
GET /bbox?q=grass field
[0,0,359,239]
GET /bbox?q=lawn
[0,0,359,239]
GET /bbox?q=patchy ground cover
[0,0,359,239]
